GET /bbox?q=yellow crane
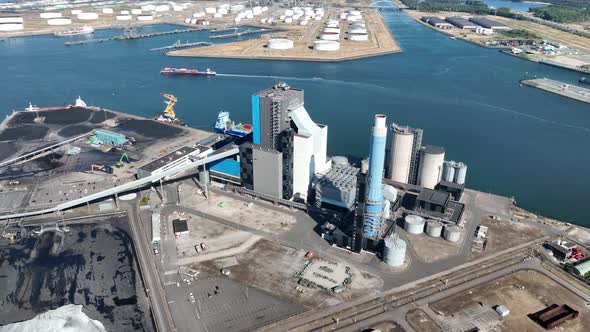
[161,93,177,119]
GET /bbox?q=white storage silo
[323,27,339,33]
[382,184,398,203]
[284,17,292,23]
[77,13,99,20]
[0,23,23,31]
[155,5,170,12]
[383,234,406,267]
[120,10,130,15]
[71,9,82,15]
[404,215,425,234]
[340,12,348,20]
[443,225,461,242]
[313,40,339,51]
[173,5,183,12]
[285,9,294,16]
[40,12,62,19]
[102,8,113,14]
[314,15,322,21]
[116,15,132,21]
[426,220,443,238]
[0,17,23,23]
[217,8,228,15]
[137,15,153,21]
[442,161,456,182]
[417,145,445,189]
[267,38,294,50]
[349,27,367,34]
[350,10,362,16]
[131,9,142,15]
[454,162,468,185]
[320,33,339,41]
[388,125,414,183]
[299,20,308,26]
[47,18,72,25]
[349,33,368,41]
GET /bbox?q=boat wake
[215,73,389,91]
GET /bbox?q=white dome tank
[142,5,156,11]
[205,7,216,14]
[0,23,23,31]
[213,13,223,18]
[155,5,170,12]
[131,9,142,15]
[299,20,308,26]
[426,220,443,238]
[320,33,339,41]
[102,8,113,14]
[349,27,367,34]
[267,38,294,50]
[323,27,340,33]
[349,33,368,41]
[71,10,82,15]
[417,145,445,189]
[404,215,425,234]
[77,13,99,20]
[340,13,348,20]
[137,15,153,21]
[388,125,415,183]
[350,10,362,16]
[116,15,132,21]
[314,40,340,51]
[120,10,130,15]
[383,235,406,267]
[47,18,72,25]
[40,12,61,19]
[443,225,461,242]
[284,17,292,23]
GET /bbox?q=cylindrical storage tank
[454,162,467,185]
[217,8,228,15]
[262,6,269,12]
[350,10,362,16]
[314,15,322,21]
[340,12,348,20]
[230,5,245,12]
[246,13,254,19]
[0,23,23,31]
[40,12,61,19]
[131,9,142,15]
[347,15,362,22]
[404,215,425,234]
[332,156,349,167]
[388,125,414,183]
[426,221,443,238]
[349,27,367,34]
[184,18,191,23]
[0,17,23,23]
[142,5,156,11]
[235,17,241,23]
[285,9,294,16]
[47,18,72,25]
[137,15,153,21]
[383,235,406,267]
[284,17,292,23]
[314,40,339,50]
[267,38,294,50]
[442,161,456,182]
[323,27,339,33]
[190,18,197,24]
[320,33,339,41]
[155,5,170,12]
[173,6,183,12]
[417,145,445,189]
[349,33,368,41]
[299,20,308,26]
[78,13,99,20]
[102,8,113,14]
[116,15,132,21]
[120,10,130,15]
[205,7,216,14]
[213,13,223,18]
[71,10,82,15]
[443,225,461,242]
[293,14,301,21]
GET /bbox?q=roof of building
[138,146,196,173]
[422,145,445,155]
[445,16,477,27]
[422,16,451,25]
[391,122,421,135]
[172,218,188,234]
[438,180,465,191]
[255,82,303,100]
[573,258,590,277]
[417,188,450,206]
[209,158,240,178]
[547,242,570,256]
[469,17,507,28]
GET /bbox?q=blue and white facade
[363,114,387,238]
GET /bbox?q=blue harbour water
[1,11,589,225]
[482,0,548,11]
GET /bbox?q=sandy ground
[470,217,547,260]
[169,8,400,62]
[402,230,462,263]
[431,270,590,332]
[406,309,441,332]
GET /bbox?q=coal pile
[0,142,16,161]
[0,125,48,141]
[41,107,92,125]
[89,110,116,124]
[116,119,183,139]
[58,125,93,138]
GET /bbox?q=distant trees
[530,6,590,23]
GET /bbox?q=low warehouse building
[445,16,478,30]
[572,258,590,278]
[94,129,126,145]
[421,16,453,29]
[469,17,510,30]
[136,145,212,178]
[173,218,189,236]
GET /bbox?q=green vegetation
[499,29,540,39]
[401,0,490,14]
[530,6,590,23]
[139,196,150,206]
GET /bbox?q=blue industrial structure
[209,158,240,178]
[363,114,387,238]
[251,95,261,145]
[94,129,126,146]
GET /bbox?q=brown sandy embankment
[168,8,401,62]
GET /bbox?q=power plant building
[417,145,445,189]
[244,83,329,200]
[315,163,359,209]
[388,123,423,184]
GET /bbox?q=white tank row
[313,40,339,51]
[442,161,468,185]
[404,214,462,242]
[267,38,294,50]
[0,16,23,23]
[0,23,23,31]
[40,12,62,19]
[47,18,72,25]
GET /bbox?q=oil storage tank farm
[417,145,445,189]
[383,234,406,267]
[404,215,425,234]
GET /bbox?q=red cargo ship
[160,67,216,76]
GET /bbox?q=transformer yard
[1,85,590,332]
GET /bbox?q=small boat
[580,77,589,85]
[160,67,216,76]
[449,36,457,40]
[54,26,94,37]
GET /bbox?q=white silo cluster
[405,214,462,242]
[443,224,461,242]
[425,220,443,237]
[0,16,24,31]
[319,19,340,41]
[442,161,468,185]
[404,215,425,234]
[116,15,132,21]
[267,38,294,50]
[383,234,406,267]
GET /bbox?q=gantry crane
[161,93,177,119]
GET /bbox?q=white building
[136,145,212,179]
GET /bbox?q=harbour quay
[521,78,590,104]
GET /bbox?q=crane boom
[161,93,177,119]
